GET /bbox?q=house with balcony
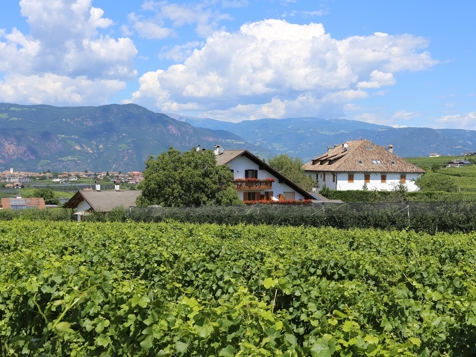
[302,140,425,192]
[215,149,314,202]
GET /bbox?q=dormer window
[358,160,363,164]
[372,160,381,165]
[366,145,374,149]
[391,161,395,165]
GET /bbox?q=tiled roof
[0,197,46,209]
[63,190,141,212]
[302,140,425,173]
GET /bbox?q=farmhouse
[215,149,314,202]
[63,185,141,221]
[302,140,425,192]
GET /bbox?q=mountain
[176,115,476,161]
[0,103,266,172]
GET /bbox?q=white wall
[307,171,422,192]
[227,156,306,200]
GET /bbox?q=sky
[0,0,475,129]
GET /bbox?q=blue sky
[0,1,475,129]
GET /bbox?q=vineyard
[1,221,476,356]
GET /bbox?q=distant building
[0,197,46,210]
[429,153,441,157]
[302,140,425,192]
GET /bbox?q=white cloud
[132,1,232,39]
[392,110,420,120]
[435,112,476,130]
[0,73,125,105]
[222,0,248,8]
[134,20,174,39]
[0,0,137,104]
[160,41,202,62]
[357,70,395,88]
[131,19,436,120]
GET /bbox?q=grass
[405,155,466,167]
[405,156,476,192]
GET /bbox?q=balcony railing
[233,179,273,191]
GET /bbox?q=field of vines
[1,221,476,356]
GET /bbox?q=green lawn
[405,155,466,167]
[405,156,476,192]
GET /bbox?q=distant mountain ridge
[173,114,476,161]
[2,102,475,173]
[0,103,263,172]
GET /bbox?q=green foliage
[268,154,316,191]
[30,188,60,205]
[0,208,71,221]
[415,172,457,192]
[2,221,476,355]
[126,202,476,234]
[137,147,242,207]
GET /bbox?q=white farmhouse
[302,140,425,192]
[215,149,314,201]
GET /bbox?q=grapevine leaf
[140,336,154,350]
[219,345,236,357]
[55,322,71,332]
[263,278,278,289]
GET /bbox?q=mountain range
[1,102,475,172]
[171,114,476,162]
[0,103,255,172]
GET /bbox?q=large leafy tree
[415,172,457,192]
[267,154,316,191]
[137,147,242,207]
[31,188,60,205]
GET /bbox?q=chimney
[388,144,393,153]
[214,145,224,156]
[327,146,333,156]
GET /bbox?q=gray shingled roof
[63,190,141,212]
[303,140,425,173]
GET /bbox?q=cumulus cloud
[0,0,137,104]
[131,1,232,39]
[0,73,126,105]
[435,112,476,130]
[130,19,436,120]
[392,110,420,120]
[160,41,202,62]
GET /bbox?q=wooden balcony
[233,179,273,191]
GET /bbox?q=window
[364,174,370,183]
[245,169,258,179]
[372,160,381,165]
[244,192,258,200]
[348,174,354,183]
[323,173,326,181]
[283,192,295,200]
[332,173,336,182]
[358,160,363,164]
[400,174,406,183]
[381,174,387,183]
[264,192,273,200]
